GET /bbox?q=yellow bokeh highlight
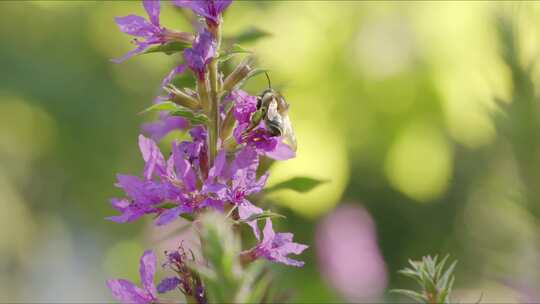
[266,117,349,218]
[410,2,511,149]
[385,122,453,202]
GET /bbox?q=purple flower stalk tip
[106,250,158,304]
[173,0,232,26]
[114,0,193,63]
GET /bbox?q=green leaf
[390,289,426,303]
[228,27,271,45]
[236,210,285,223]
[170,108,209,124]
[246,273,272,304]
[398,269,423,286]
[435,255,450,281]
[219,44,252,63]
[155,202,178,209]
[141,102,209,125]
[438,261,457,289]
[234,261,266,303]
[186,260,217,281]
[264,176,328,194]
[170,72,196,89]
[140,101,179,114]
[154,202,195,221]
[143,41,190,55]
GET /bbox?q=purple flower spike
[173,0,232,25]
[184,29,217,80]
[247,219,309,267]
[107,250,159,304]
[114,0,192,63]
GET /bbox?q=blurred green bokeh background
[2,1,540,302]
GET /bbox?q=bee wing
[266,98,280,121]
[281,115,297,152]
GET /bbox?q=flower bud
[164,84,200,110]
[222,57,253,93]
[164,30,195,44]
[220,107,236,142]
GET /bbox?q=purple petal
[116,175,151,205]
[239,200,263,240]
[272,255,306,267]
[208,149,226,179]
[276,235,309,255]
[112,43,149,64]
[231,90,258,124]
[233,146,258,171]
[155,206,183,226]
[183,29,216,79]
[190,125,207,141]
[157,277,181,294]
[258,219,308,267]
[111,198,130,211]
[172,0,232,23]
[143,0,161,26]
[265,142,296,160]
[214,0,233,14]
[247,172,268,195]
[173,143,197,191]
[200,198,225,212]
[202,182,228,199]
[139,250,157,297]
[261,218,276,244]
[106,279,152,304]
[141,114,189,142]
[115,15,155,37]
[161,64,186,88]
[106,206,146,223]
[115,175,167,207]
[139,135,166,180]
[172,0,212,20]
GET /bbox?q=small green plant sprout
[392,255,457,304]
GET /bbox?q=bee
[243,73,297,151]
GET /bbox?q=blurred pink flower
[316,204,388,302]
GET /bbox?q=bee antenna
[264,71,272,89]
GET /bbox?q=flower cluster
[107,1,307,303]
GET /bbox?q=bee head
[257,89,275,109]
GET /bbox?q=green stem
[185,295,198,304]
[208,22,222,167]
[197,78,210,114]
